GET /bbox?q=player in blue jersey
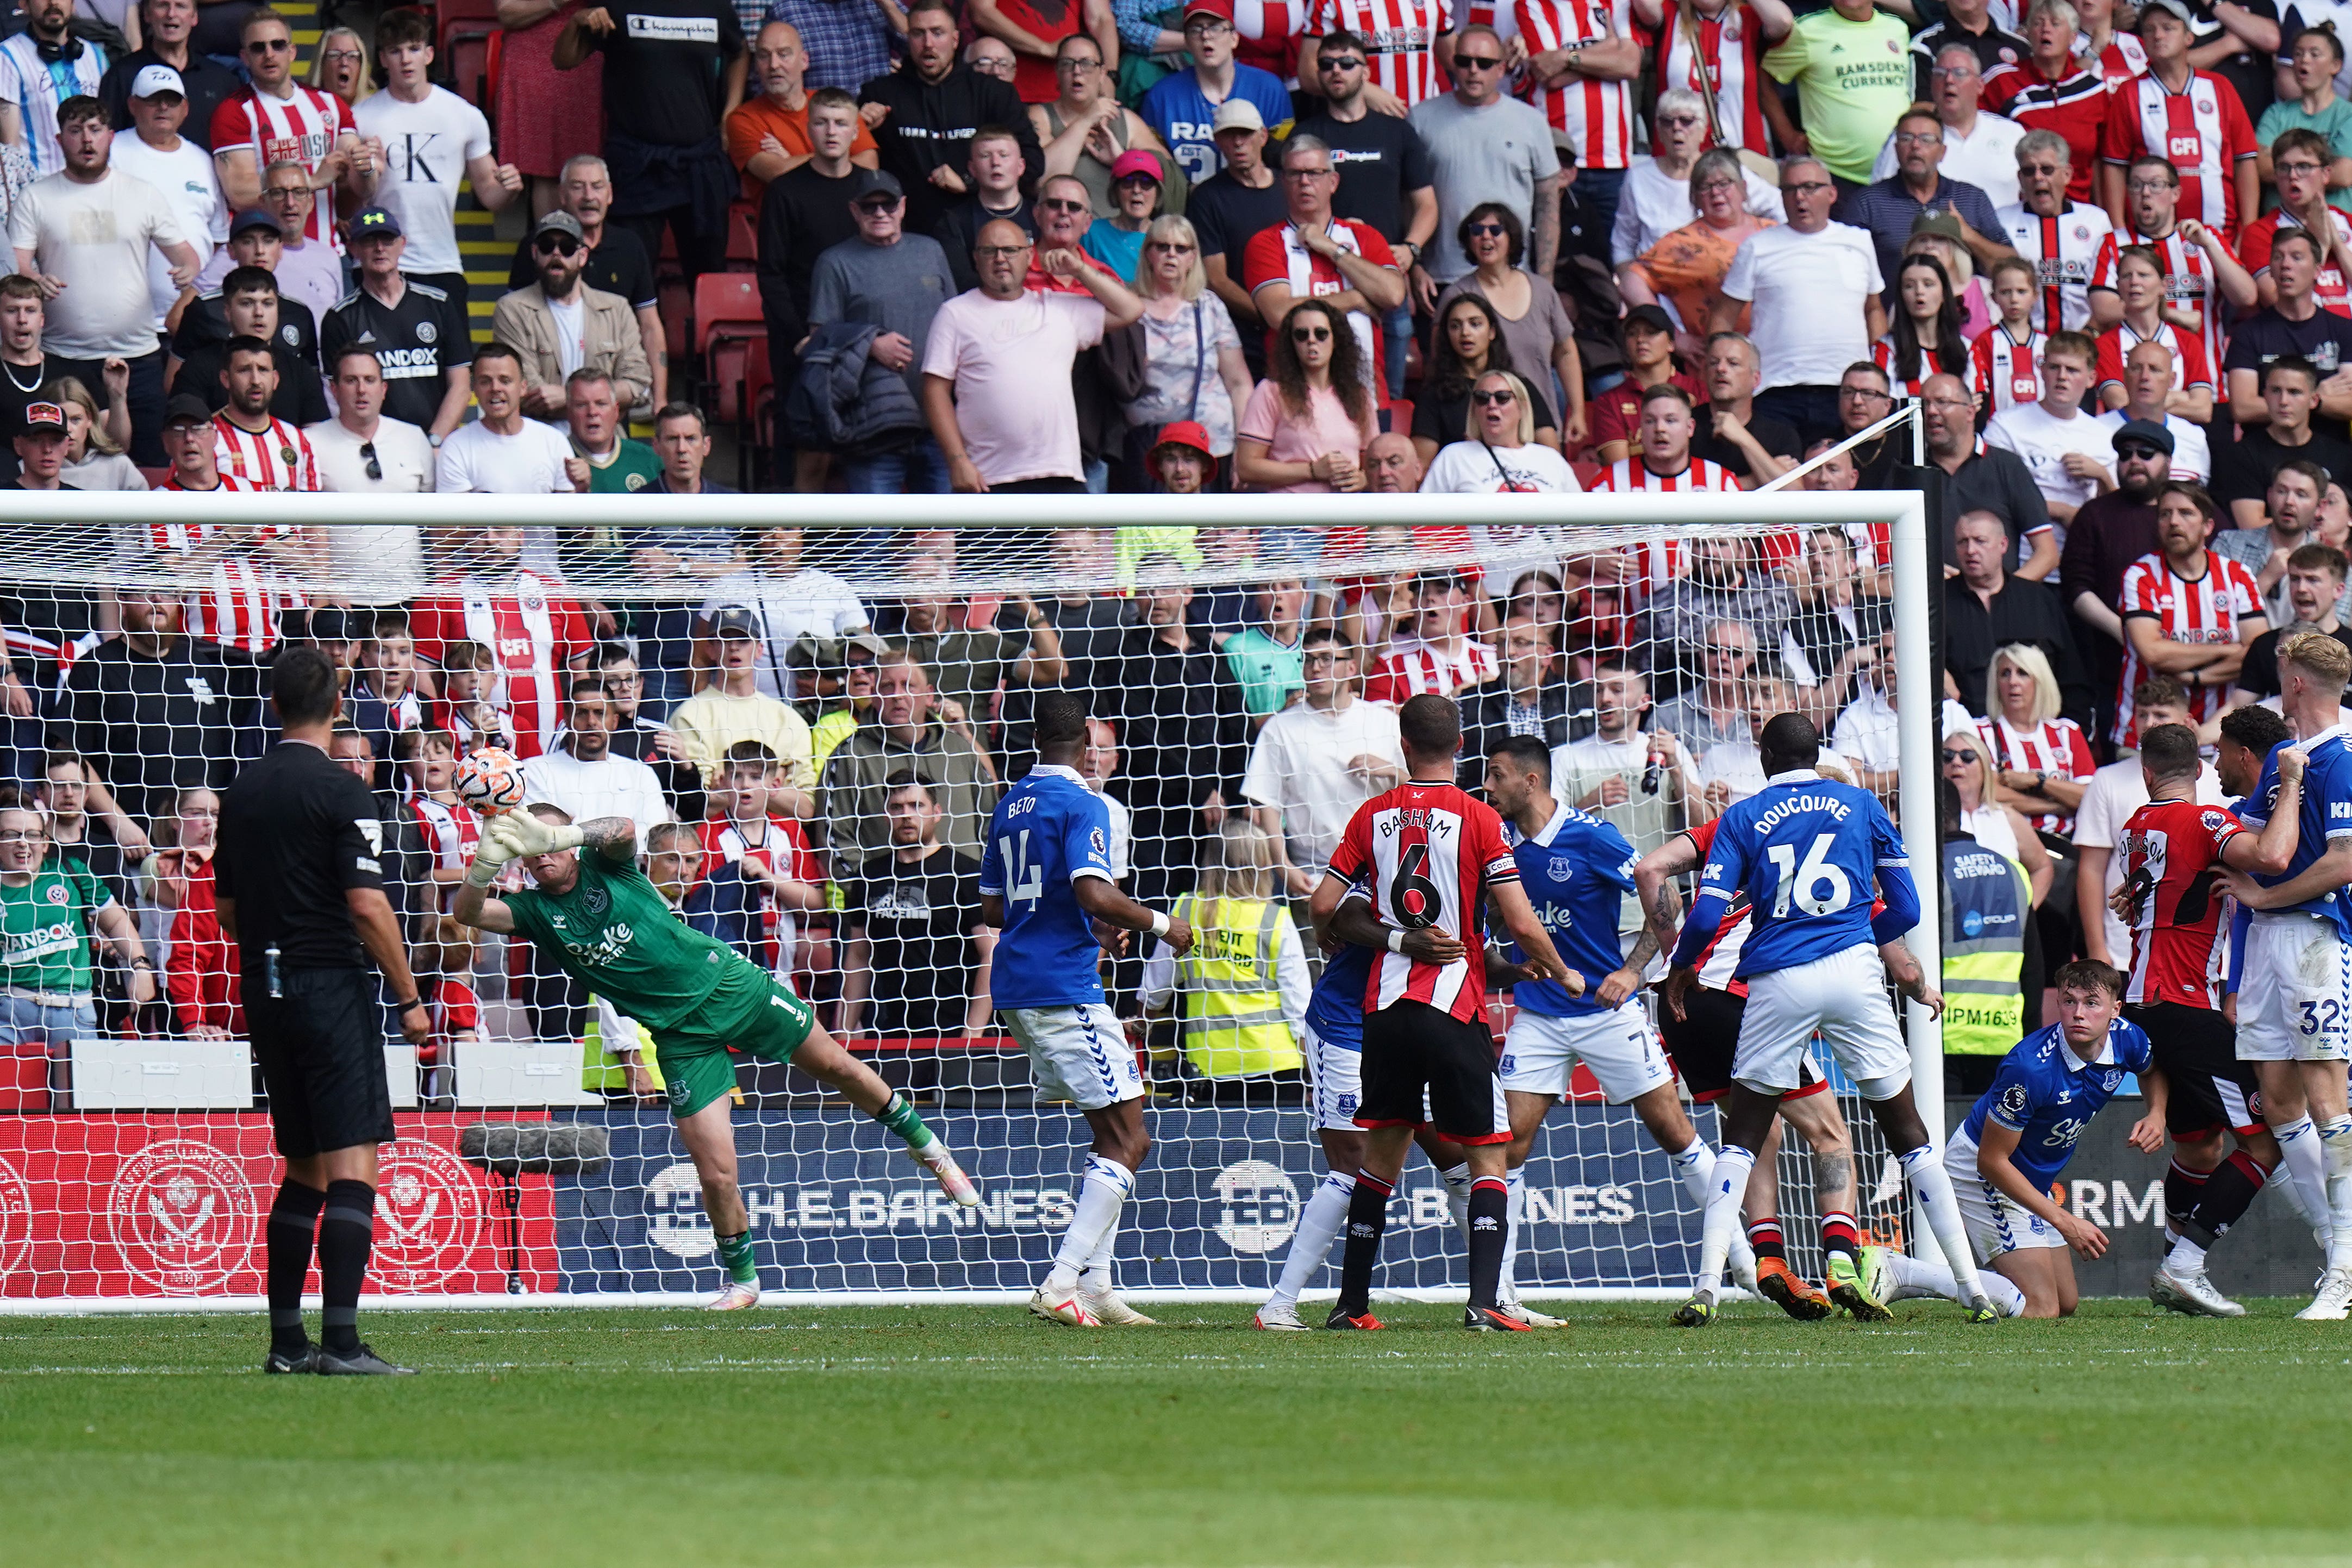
[1860,961,2165,1318]
[980,691,1196,1329]
[2215,629,2352,1319]
[1663,713,1991,1325]
[1480,736,1758,1317]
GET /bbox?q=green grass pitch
[4,1299,2350,1567]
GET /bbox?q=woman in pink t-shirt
[1233,298,1378,493]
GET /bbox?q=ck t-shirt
[353,85,495,277]
[584,0,746,147]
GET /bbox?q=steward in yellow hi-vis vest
[1942,832,2030,1056]
[1139,822,1309,1080]
[582,994,667,1094]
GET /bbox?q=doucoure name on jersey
[1750,791,1854,833]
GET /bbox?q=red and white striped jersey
[408,794,482,903]
[1970,322,2047,414]
[427,697,515,755]
[2075,28,2147,86]
[2094,318,2213,393]
[2089,226,2234,389]
[2117,795,2244,1008]
[1307,0,1451,108]
[410,572,592,760]
[1681,816,1750,996]
[2114,549,2264,743]
[1655,2,1771,155]
[211,414,320,491]
[1590,453,1741,493]
[136,514,307,655]
[700,814,822,973]
[1995,199,2113,330]
[2237,207,2352,316]
[2100,71,2259,245]
[208,85,354,250]
[1327,779,1520,1022]
[1871,336,1991,399]
[1515,0,1634,171]
[1365,633,1501,704]
[1234,0,1309,83]
[1974,713,2095,835]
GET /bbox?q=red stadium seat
[436,0,500,108]
[658,279,691,366]
[726,201,758,266]
[692,271,762,356]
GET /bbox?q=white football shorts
[1732,943,1911,1097]
[1302,1019,1363,1130]
[1945,1134,2067,1263]
[1002,1003,1145,1110]
[1500,1003,1674,1104]
[2235,913,2352,1064]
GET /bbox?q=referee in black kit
[216,648,433,1376]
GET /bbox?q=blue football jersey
[1140,63,1295,183]
[1305,934,1372,1050]
[1958,1018,2154,1190]
[1673,773,1915,978]
[1505,805,1638,1017]
[2237,727,2352,939]
[978,764,1116,1010]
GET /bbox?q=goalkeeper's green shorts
[657,963,816,1120]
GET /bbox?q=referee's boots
[314,1342,417,1376]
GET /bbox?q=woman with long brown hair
[1234,298,1378,492]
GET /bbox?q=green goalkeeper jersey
[502,851,748,1033]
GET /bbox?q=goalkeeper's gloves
[464,824,516,887]
[501,810,586,858]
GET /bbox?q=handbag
[1677,0,1779,186]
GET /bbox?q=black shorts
[2124,1001,2264,1138]
[1654,985,1828,1104]
[248,966,395,1160]
[1356,998,1507,1145]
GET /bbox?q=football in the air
[452,747,525,814]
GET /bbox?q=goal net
[0,490,1941,1307]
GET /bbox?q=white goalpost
[0,487,1942,1311]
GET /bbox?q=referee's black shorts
[1654,985,1828,1105]
[1356,998,1507,1145]
[2123,1000,2264,1139]
[248,966,395,1159]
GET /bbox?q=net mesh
[0,505,1924,1304]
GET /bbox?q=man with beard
[2059,420,2173,744]
[520,677,675,847]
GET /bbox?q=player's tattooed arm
[1596,924,1658,1007]
[1879,939,1943,1019]
[573,817,637,862]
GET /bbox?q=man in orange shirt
[724,20,878,203]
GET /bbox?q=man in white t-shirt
[1985,328,2116,525]
[1555,663,1701,943]
[1239,627,1404,895]
[1714,155,1887,446]
[353,5,522,306]
[103,66,222,333]
[308,346,432,604]
[8,96,198,466]
[699,524,870,700]
[436,342,581,494]
[921,215,1143,492]
[519,677,673,851]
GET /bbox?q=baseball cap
[129,64,185,99]
[19,402,64,435]
[162,393,213,428]
[1621,303,1675,336]
[708,605,761,640]
[2136,0,2194,27]
[347,205,402,240]
[1908,209,1966,243]
[849,168,905,205]
[2113,417,2175,457]
[1183,0,1234,21]
[1111,148,1164,184]
[534,209,586,243]
[229,208,282,238]
[1211,98,1264,134]
[786,628,889,668]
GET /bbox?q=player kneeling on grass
[453,804,978,1309]
[1871,960,2163,1319]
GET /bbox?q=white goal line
[0,1288,1735,1315]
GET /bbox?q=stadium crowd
[3,0,2352,1120]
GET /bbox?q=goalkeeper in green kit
[454,803,981,1309]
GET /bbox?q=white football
[453,747,525,814]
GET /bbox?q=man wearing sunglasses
[211,8,373,238]
[308,348,437,529]
[321,205,473,442]
[1241,135,1403,388]
[1409,22,1561,291]
[492,209,654,422]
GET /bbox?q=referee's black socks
[266,1179,326,1354]
[1335,1172,1394,1315]
[317,1180,378,1355]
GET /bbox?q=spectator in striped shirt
[2114,479,2268,743]
[1364,569,1500,705]
[209,336,321,490]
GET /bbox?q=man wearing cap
[701,527,872,701]
[1589,304,1708,465]
[856,0,1043,237]
[178,209,324,380]
[931,122,1034,296]
[106,65,223,334]
[808,167,958,492]
[9,95,198,467]
[0,0,112,178]
[355,6,525,311]
[1183,97,1284,363]
[2097,0,2258,248]
[492,209,653,421]
[154,392,256,493]
[554,0,747,283]
[1835,102,2013,289]
[1141,0,1292,186]
[669,605,819,810]
[1241,134,1403,391]
[174,266,327,424]
[725,19,880,205]
[2095,338,2212,485]
[1149,420,1215,492]
[505,157,669,411]
[322,205,474,441]
[99,0,239,152]
[1407,22,1561,296]
[4,401,74,491]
